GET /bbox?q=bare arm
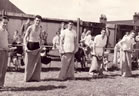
[74,34,79,53]
[24,26,31,49]
[39,27,43,46]
[60,31,65,53]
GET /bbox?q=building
[0,0,105,44]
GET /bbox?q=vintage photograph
[0,0,139,96]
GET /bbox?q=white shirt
[84,34,92,46]
[93,34,107,56]
[120,36,135,51]
[60,29,77,53]
[0,26,8,49]
[94,34,107,48]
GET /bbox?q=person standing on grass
[24,15,43,82]
[89,28,107,78]
[0,16,10,88]
[135,32,139,59]
[116,31,135,77]
[58,21,78,81]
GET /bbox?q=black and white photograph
[0,0,139,96]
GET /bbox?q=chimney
[133,12,139,24]
[99,14,107,24]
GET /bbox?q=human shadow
[42,78,63,82]
[75,77,92,81]
[75,67,89,72]
[131,74,139,78]
[41,67,60,72]
[7,67,24,73]
[102,74,121,79]
[0,85,66,91]
[86,74,120,80]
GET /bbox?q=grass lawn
[1,61,139,96]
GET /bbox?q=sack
[92,55,103,61]
[97,56,103,61]
[41,56,51,65]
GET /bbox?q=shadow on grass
[131,74,139,78]
[103,74,121,79]
[7,67,60,73]
[41,67,60,72]
[75,67,89,72]
[42,78,62,81]
[7,67,24,73]
[75,77,92,81]
[0,85,66,91]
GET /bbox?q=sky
[10,0,139,22]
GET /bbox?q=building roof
[107,20,139,26]
[0,0,24,13]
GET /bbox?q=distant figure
[52,31,60,50]
[0,16,10,89]
[21,18,31,37]
[135,32,139,59]
[123,31,129,39]
[59,22,66,35]
[40,30,48,45]
[13,30,22,44]
[81,30,92,59]
[89,29,107,77]
[83,30,92,47]
[24,15,43,82]
[114,31,135,77]
[58,21,78,80]
[75,42,86,70]
[81,28,87,40]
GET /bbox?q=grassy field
[1,61,139,96]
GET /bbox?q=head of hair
[129,30,135,34]
[1,16,9,21]
[68,20,74,24]
[35,15,42,20]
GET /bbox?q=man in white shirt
[89,29,107,77]
[0,16,9,88]
[58,21,78,80]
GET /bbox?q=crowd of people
[0,14,139,89]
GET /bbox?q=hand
[9,47,17,51]
[59,47,65,54]
[40,45,45,49]
[91,52,96,56]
